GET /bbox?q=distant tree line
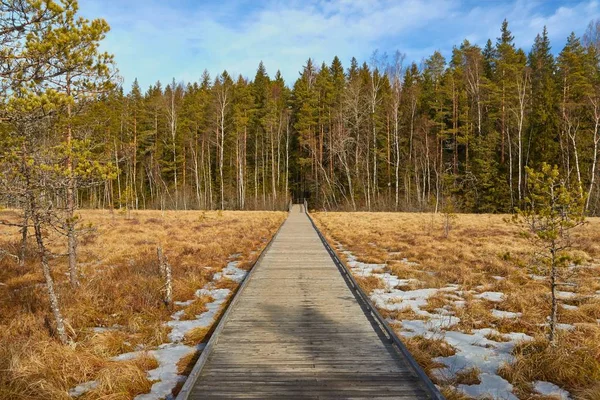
[3,10,600,215]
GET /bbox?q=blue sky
[78,0,600,91]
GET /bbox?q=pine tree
[25,0,115,287]
[528,27,560,168]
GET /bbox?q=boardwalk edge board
[175,215,287,400]
[305,208,446,400]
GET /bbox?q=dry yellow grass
[313,212,600,399]
[0,209,285,399]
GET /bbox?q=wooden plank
[177,205,437,399]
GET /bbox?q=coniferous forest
[3,2,600,215]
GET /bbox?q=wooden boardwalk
[178,205,437,399]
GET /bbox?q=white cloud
[78,0,600,90]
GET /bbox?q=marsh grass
[0,209,285,399]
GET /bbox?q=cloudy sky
[78,0,600,90]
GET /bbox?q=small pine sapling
[512,163,586,344]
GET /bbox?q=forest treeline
[3,3,600,215]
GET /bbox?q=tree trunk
[587,107,600,210]
[549,248,558,345]
[66,76,79,288]
[19,205,28,267]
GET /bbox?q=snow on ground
[459,374,518,400]
[338,244,574,400]
[70,257,248,399]
[530,274,546,281]
[556,323,575,331]
[68,380,99,398]
[534,381,572,400]
[561,304,579,310]
[212,261,247,283]
[113,343,206,400]
[475,291,505,302]
[556,291,577,300]
[491,309,521,319]
[167,288,230,342]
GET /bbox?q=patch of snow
[344,252,386,277]
[380,273,417,290]
[556,291,577,300]
[68,380,98,397]
[561,304,579,311]
[454,300,466,308]
[534,381,571,400]
[492,309,521,319]
[503,331,533,342]
[196,287,229,301]
[171,310,185,320]
[371,286,457,316]
[530,274,546,281]
[134,343,205,400]
[556,323,575,331]
[491,276,505,281]
[475,292,505,302]
[432,329,531,377]
[168,288,229,343]
[400,315,461,336]
[174,299,194,307]
[458,374,518,400]
[211,261,247,283]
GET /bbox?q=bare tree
[387,51,405,209]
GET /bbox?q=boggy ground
[0,209,285,400]
[313,212,600,400]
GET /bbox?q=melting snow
[459,374,518,400]
[556,291,577,300]
[475,292,505,302]
[167,288,230,343]
[492,309,521,319]
[556,323,575,331]
[68,380,99,398]
[212,261,247,283]
[114,343,206,400]
[102,255,246,400]
[561,304,579,311]
[338,245,544,400]
[534,381,571,399]
[110,287,229,400]
[372,287,441,315]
